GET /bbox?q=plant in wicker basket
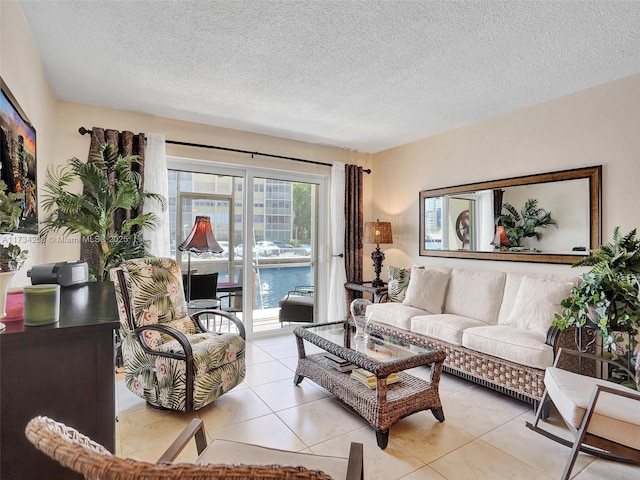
[553,227,640,388]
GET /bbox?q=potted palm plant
[495,198,558,248]
[553,227,640,387]
[40,142,165,280]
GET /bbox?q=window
[168,159,326,337]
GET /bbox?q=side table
[344,282,388,304]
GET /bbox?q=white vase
[0,271,16,319]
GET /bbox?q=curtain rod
[78,127,371,173]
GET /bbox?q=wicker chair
[110,257,246,411]
[25,416,364,480]
[527,348,640,480]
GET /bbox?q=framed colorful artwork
[0,76,37,234]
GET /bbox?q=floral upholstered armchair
[110,257,246,411]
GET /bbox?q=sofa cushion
[545,367,640,450]
[365,302,427,331]
[498,272,579,324]
[411,314,489,346]
[500,275,574,336]
[387,265,411,302]
[443,269,506,324]
[461,325,554,369]
[402,267,451,314]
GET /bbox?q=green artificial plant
[495,198,558,247]
[553,227,640,387]
[0,180,28,272]
[40,142,165,280]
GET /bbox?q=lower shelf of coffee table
[294,353,443,448]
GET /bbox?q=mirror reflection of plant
[553,227,640,388]
[495,198,558,247]
[40,143,166,280]
[0,180,28,272]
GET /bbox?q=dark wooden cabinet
[0,281,119,479]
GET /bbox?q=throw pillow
[387,265,411,302]
[501,275,574,335]
[402,267,451,314]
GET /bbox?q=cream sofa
[361,265,586,407]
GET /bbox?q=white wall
[0,0,56,286]
[371,73,640,279]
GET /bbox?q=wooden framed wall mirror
[419,166,602,264]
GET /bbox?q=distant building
[168,171,294,245]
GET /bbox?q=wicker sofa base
[367,321,594,408]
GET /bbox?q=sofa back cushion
[498,272,580,324]
[499,274,575,335]
[443,269,506,324]
[402,267,451,314]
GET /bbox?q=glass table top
[300,321,436,364]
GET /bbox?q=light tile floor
[116,333,639,479]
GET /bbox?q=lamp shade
[490,225,510,247]
[178,216,223,254]
[364,219,393,245]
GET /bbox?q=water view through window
[169,167,319,333]
[219,265,313,309]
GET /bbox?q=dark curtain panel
[493,188,505,220]
[79,127,146,273]
[344,164,364,304]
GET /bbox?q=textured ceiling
[18,0,640,153]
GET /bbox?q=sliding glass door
[168,163,325,337]
[249,176,318,332]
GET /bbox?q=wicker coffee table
[293,321,446,449]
